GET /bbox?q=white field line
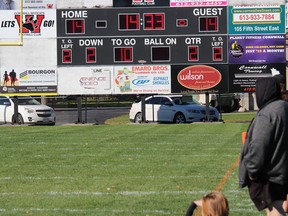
[0,207,257,214]
[0,191,208,196]
[2,144,239,150]
[0,208,177,214]
[119,154,237,157]
[0,190,242,197]
[0,190,257,214]
[21,153,237,158]
[0,175,227,181]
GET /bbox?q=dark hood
[256,77,281,109]
[274,74,285,84]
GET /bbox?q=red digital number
[62,49,72,63]
[114,47,133,62]
[119,14,140,30]
[199,17,218,32]
[66,19,85,34]
[188,46,199,61]
[144,13,165,30]
[213,47,222,61]
[86,47,96,63]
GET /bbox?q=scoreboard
[57,7,227,66]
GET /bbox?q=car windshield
[172,96,200,105]
[12,97,41,105]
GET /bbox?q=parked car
[129,95,219,124]
[0,96,56,125]
[196,93,241,113]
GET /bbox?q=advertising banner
[228,34,286,64]
[0,0,20,10]
[0,67,57,95]
[171,64,229,94]
[170,0,228,7]
[0,0,56,9]
[228,5,286,34]
[114,65,171,94]
[287,0,288,28]
[23,0,56,9]
[0,9,56,38]
[58,67,113,95]
[229,63,286,92]
[229,0,285,6]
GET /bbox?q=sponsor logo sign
[0,10,56,38]
[177,65,222,90]
[171,65,228,93]
[58,67,113,95]
[0,67,57,95]
[229,63,286,92]
[114,65,171,94]
[170,0,228,7]
[228,5,286,34]
[228,34,286,64]
[23,0,56,9]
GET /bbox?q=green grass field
[0,113,265,216]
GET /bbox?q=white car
[0,96,56,125]
[129,95,220,124]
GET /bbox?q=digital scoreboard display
[57,7,227,66]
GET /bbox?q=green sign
[228,5,286,34]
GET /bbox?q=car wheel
[134,112,142,123]
[12,114,24,125]
[173,112,186,124]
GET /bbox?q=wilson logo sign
[177,65,222,90]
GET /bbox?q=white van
[0,96,56,125]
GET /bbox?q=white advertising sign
[0,9,56,39]
[0,0,56,10]
[0,67,57,95]
[57,0,112,9]
[1,67,57,86]
[58,67,113,95]
[23,0,56,9]
[114,65,171,94]
[170,0,228,7]
[0,0,20,10]
[229,0,284,6]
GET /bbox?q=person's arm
[185,200,202,216]
[244,113,273,180]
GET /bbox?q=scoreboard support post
[13,96,19,125]
[76,96,83,124]
[205,92,210,122]
[141,96,146,123]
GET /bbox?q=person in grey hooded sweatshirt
[239,77,288,216]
